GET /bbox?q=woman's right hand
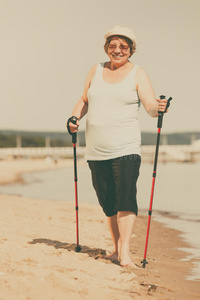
[67,118,80,134]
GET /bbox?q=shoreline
[0,157,74,186]
[0,158,200,299]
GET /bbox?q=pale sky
[0,0,200,133]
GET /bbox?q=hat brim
[105,33,135,44]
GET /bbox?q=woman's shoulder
[90,63,99,72]
[86,64,99,81]
[135,67,153,90]
[135,67,150,80]
[86,62,106,82]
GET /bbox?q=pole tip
[141,259,148,268]
[75,246,82,252]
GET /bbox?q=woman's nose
[114,45,121,53]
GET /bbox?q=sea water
[0,161,200,280]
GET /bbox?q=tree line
[0,130,199,148]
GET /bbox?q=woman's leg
[111,155,141,267]
[117,211,138,268]
[100,214,120,260]
[88,160,120,261]
[101,211,138,267]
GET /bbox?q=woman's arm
[136,68,167,117]
[67,64,98,133]
[71,96,88,121]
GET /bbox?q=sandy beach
[0,158,199,300]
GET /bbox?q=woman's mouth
[112,54,123,59]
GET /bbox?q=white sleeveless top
[85,63,141,160]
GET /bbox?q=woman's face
[107,36,131,66]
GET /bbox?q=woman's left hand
[157,98,168,113]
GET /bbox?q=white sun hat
[104,25,137,46]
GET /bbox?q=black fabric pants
[88,154,141,217]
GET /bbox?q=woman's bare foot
[99,251,119,261]
[120,254,139,269]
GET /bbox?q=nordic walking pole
[67,116,82,252]
[141,95,172,268]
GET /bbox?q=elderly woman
[67,25,167,268]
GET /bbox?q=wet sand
[0,158,199,299]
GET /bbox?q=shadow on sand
[28,238,120,265]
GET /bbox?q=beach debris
[147,284,157,294]
[140,282,158,295]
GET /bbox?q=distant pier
[0,145,200,162]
